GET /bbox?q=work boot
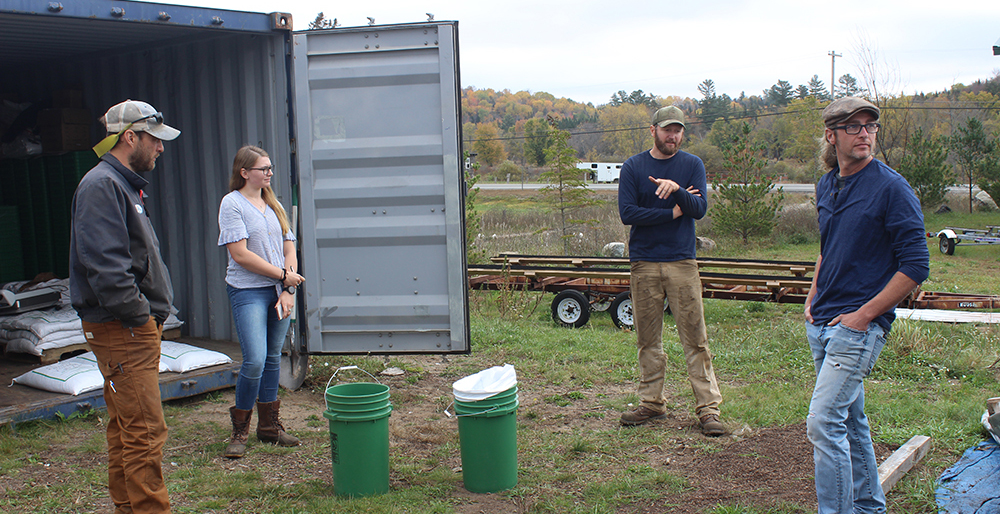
[224,407,252,458]
[256,400,300,447]
[620,405,667,426]
[699,414,726,437]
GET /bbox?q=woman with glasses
[218,145,304,458]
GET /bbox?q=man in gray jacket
[70,99,180,514]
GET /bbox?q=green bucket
[454,387,519,493]
[323,382,392,497]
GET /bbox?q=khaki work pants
[631,260,722,418]
[82,317,170,514]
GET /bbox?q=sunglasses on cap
[92,112,164,157]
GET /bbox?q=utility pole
[829,50,842,99]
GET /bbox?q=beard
[129,139,158,172]
[654,135,681,157]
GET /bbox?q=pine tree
[898,128,952,209]
[712,122,784,244]
[539,130,602,254]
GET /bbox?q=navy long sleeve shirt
[618,150,708,262]
[811,159,930,332]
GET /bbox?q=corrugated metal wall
[5,30,292,342]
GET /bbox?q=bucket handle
[326,365,382,392]
[443,401,499,418]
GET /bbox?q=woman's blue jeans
[806,322,887,514]
[228,285,291,410]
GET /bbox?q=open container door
[292,22,469,354]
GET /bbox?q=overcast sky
[157,0,1000,106]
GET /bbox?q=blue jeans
[806,322,887,514]
[228,285,291,410]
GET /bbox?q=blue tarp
[936,440,1000,514]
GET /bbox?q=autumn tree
[472,122,505,167]
[898,128,952,209]
[712,122,784,243]
[523,118,552,166]
[539,130,601,254]
[598,103,651,160]
[781,97,825,164]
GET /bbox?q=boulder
[602,242,626,258]
[974,191,997,211]
[696,237,716,252]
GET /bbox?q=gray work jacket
[69,154,174,327]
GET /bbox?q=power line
[466,102,1000,142]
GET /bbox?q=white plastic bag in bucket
[453,364,517,402]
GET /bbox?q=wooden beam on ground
[878,435,931,493]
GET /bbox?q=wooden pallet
[37,342,91,365]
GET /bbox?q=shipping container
[0,0,468,424]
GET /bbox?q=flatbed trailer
[931,226,1000,255]
[468,253,1000,328]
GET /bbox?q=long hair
[229,145,291,235]
[819,135,839,171]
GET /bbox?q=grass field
[0,189,996,513]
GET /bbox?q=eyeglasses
[246,166,274,175]
[832,122,880,135]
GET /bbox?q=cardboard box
[38,108,92,153]
[52,89,84,108]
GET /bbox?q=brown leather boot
[224,407,252,458]
[256,400,300,447]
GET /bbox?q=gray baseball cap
[822,97,880,129]
[101,99,180,141]
[652,106,686,128]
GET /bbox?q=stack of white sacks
[2,278,230,395]
[0,278,184,357]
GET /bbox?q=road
[477,183,981,195]
[477,182,817,193]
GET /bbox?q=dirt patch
[4,355,899,513]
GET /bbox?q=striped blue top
[218,190,296,291]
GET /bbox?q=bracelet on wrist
[280,267,287,282]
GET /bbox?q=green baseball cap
[652,106,686,128]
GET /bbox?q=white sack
[11,352,103,395]
[159,341,231,373]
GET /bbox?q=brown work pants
[82,317,170,514]
[630,260,722,418]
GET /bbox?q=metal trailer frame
[469,254,815,329]
[469,253,1000,329]
[932,226,1000,255]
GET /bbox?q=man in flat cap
[617,105,725,437]
[804,97,928,513]
[70,99,180,513]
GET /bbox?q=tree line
[463,75,1000,212]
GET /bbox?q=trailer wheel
[610,292,634,330]
[939,234,956,255]
[552,290,590,328]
